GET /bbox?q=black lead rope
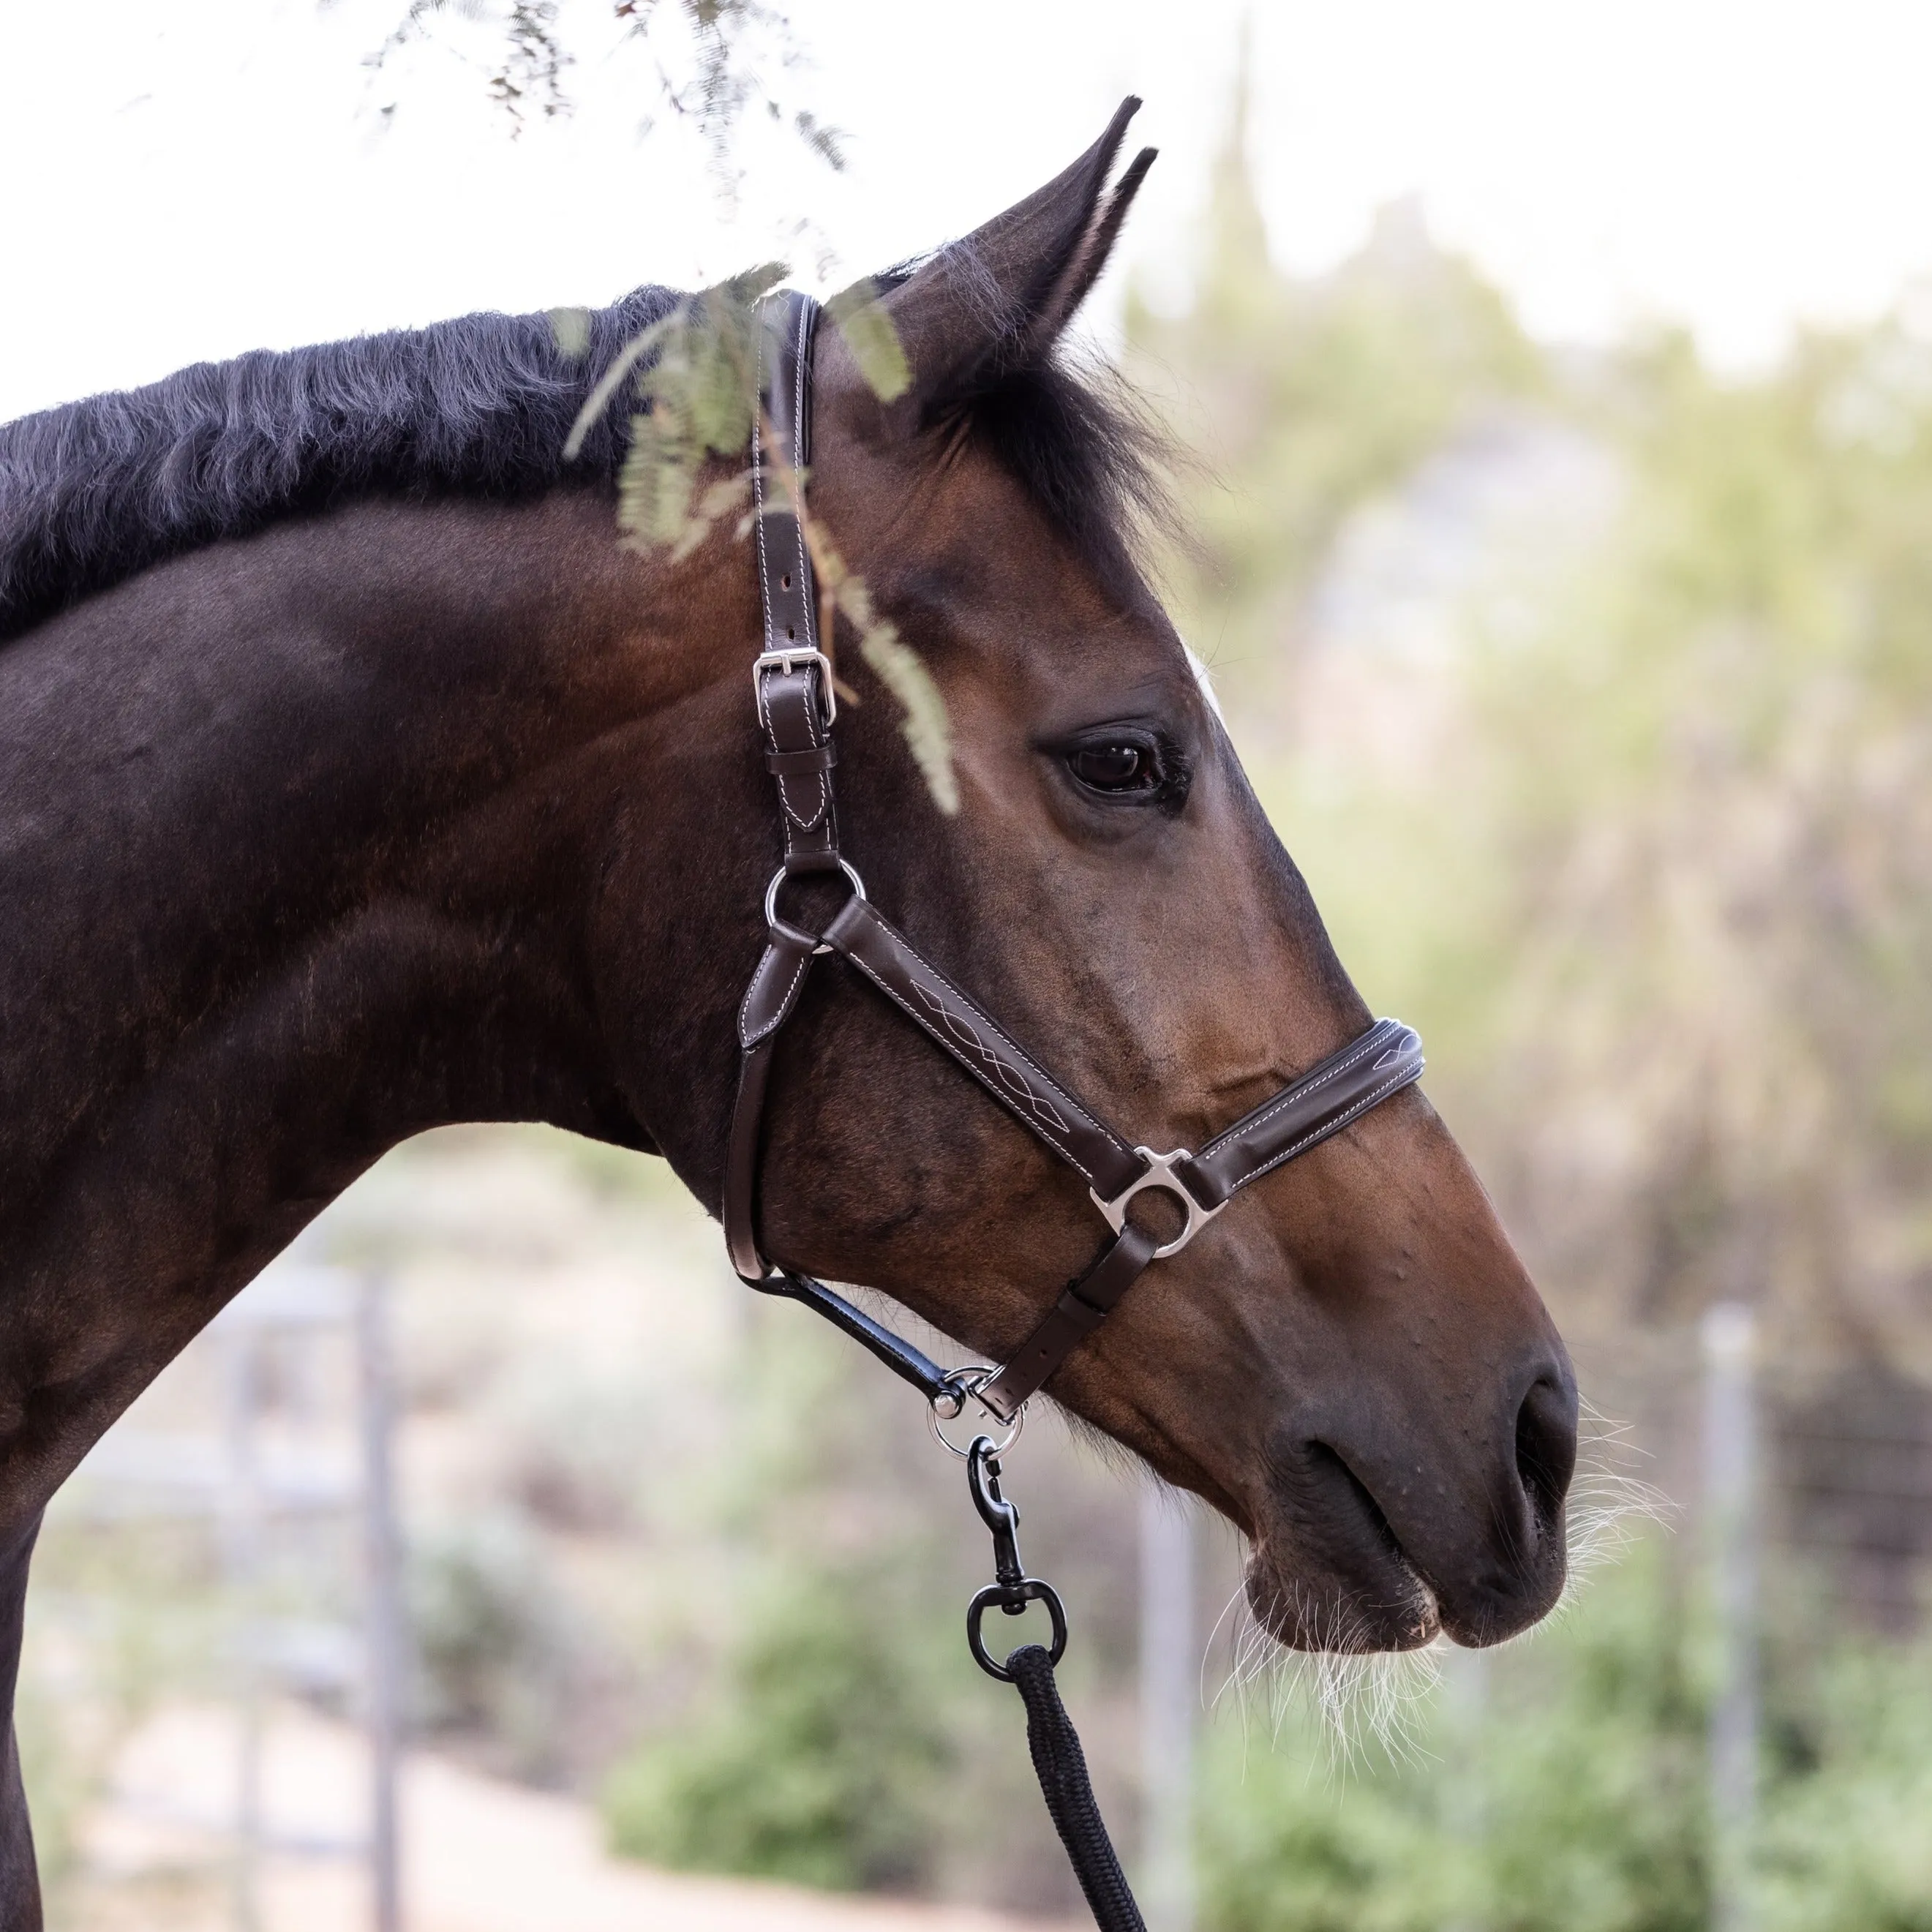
[961,1435,1147,1931]
[1007,1646,1147,1932]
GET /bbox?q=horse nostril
[1514,1374,1579,1531]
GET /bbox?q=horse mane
[0,287,679,644]
[0,282,1173,644]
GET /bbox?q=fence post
[359,1271,405,1932]
[1702,1301,1759,1932]
[1139,1484,1195,1932]
[219,1322,264,1932]
[1440,1643,1490,1932]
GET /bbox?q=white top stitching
[871,925,1113,1144]
[837,944,1105,1187]
[740,944,811,1045]
[791,299,814,650]
[1226,1071,1417,1194]
[1198,1024,1399,1158]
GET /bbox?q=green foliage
[826,277,911,404]
[608,266,783,552]
[564,266,957,812]
[1138,74,1932,1374]
[409,1513,583,1778]
[1200,1535,1932,1932]
[1200,1539,1704,1932]
[1427,321,1932,1356]
[602,1556,953,1892]
[1758,1647,1932,1932]
[1131,168,1539,704]
[549,304,592,361]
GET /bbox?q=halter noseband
[723,292,1425,1422]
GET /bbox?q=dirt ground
[64,1702,1076,1932]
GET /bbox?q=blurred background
[9,3,1932,1928]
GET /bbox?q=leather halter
[723,291,1426,1422]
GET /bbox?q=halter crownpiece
[723,290,1426,1422]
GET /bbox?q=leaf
[617,415,697,549]
[827,279,911,405]
[670,471,753,562]
[794,110,848,173]
[568,260,951,813]
[860,621,957,816]
[720,259,791,307]
[549,307,592,360]
[830,575,955,813]
[563,306,680,459]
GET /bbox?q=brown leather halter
[723,291,1425,1424]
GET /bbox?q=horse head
[617,102,1579,1654]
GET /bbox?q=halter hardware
[763,857,866,954]
[1091,1147,1225,1259]
[963,1436,1068,1681]
[928,1369,1023,1456]
[753,645,836,724]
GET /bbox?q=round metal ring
[927,1373,1024,1459]
[763,858,868,955]
[966,1578,1069,1680]
[1090,1146,1226,1260]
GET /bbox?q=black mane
[0,289,678,643]
[0,285,1171,644]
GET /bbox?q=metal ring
[1090,1146,1226,1260]
[966,1578,1069,1680]
[763,858,867,955]
[927,1372,1024,1459]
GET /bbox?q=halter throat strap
[722,290,1425,1423]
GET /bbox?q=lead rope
[1007,1647,1146,1932]
[956,1430,1148,1932]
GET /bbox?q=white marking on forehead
[1182,640,1225,723]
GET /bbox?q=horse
[0,100,1577,1922]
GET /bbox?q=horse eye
[1068,743,1149,792]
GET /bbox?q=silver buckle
[1090,1148,1225,1260]
[754,646,835,726]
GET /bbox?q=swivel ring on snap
[966,1578,1068,1680]
[928,1370,1023,1459]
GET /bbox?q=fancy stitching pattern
[909,980,1073,1136]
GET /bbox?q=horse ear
[870,98,1157,425]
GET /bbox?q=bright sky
[8,0,1932,424]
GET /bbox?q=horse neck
[0,486,743,1517]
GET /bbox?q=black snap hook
[963,1436,1069,1680]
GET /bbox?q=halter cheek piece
[723,293,1425,1423]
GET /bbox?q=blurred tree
[371,0,843,175]
[602,1555,955,1892]
[1127,50,1540,715]
[1462,320,1932,1383]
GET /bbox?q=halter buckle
[753,647,836,726]
[1091,1147,1225,1260]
